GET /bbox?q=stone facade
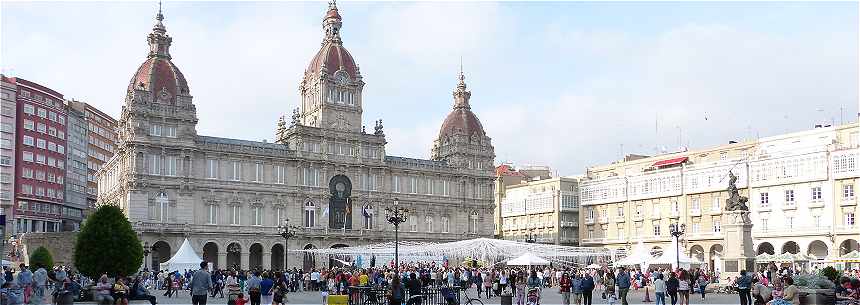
[97,3,496,271]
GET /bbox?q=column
[218,252,227,270]
[240,252,250,270]
[263,251,271,270]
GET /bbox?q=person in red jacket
[559,273,572,305]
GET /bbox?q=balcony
[690,209,701,216]
[598,216,609,224]
[840,197,857,206]
[632,214,644,221]
[836,224,859,234]
[560,221,579,227]
[753,225,830,238]
[585,218,595,225]
[782,202,797,210]
[614,216,626,223]
[670,211,680,219]
[808,200,824,208]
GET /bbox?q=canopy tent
[755,253,775,262]
[613,242,653,271]
[585,264,602,269]
[649,239,703,270]
[297,238,612,266]
[506,253,550,266]
[835,250,860,263]
[159,238,203,272]
[756,253,814,263]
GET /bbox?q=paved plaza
[135,288,743,305]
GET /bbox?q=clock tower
[299,1,364,132]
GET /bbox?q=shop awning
[653,157,688,167]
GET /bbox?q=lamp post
[143,241,151,270]
[669,223,686,270]
[278,219,298,271]
[385,198,408,272]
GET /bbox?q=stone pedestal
[721,210,755,279]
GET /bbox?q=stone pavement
[106,288,743,305]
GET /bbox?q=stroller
[441,287,458,305]
[526,288,540,305]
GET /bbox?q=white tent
[159,239,203,271]
[614,242,653,271]
[506,253,550,266]
[650,239,703,270]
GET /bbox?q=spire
[323,0,343,43]
[147,1,172,58]
[453,65,471,109]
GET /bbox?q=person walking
[653,274,666,305]
[695,273,708,300]
[33,266,47,305]
[737,270,753,305]
[16,264,32,304]
[246,271,263,305]
[603,272,616,305]
[581,272,594,305]
[515,272,527,305]
[559,273,572,305]
[665,272,678,305]
[388,276,405,305]
[190,261,212,305]
[677,270,690,305]
[615,268,631,305]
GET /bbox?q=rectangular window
[303,167,319,186]
[231,205,240,225]
[811,187,822,201]
[23,120,34,130]
[35,154,45,164]
[760,192,769,208]
[441,216,449,233]
[409,216,417,232]
[23,135,34,146]
[780,189,795,207]
[254,163,263,182]
[37,108,46,118]
[207,159,218,179]
[47,141,56,152]
[231,161,241,181]
[150,124,161,137]
[369,174,378,191]
[845,212,855,226]
[761,219,768,231]
[304,207,315,228]
[786,216,794,229]
[712,196,721,211]
[36,138,45,149]
[48,111,56,121]
[253,206,262,226]
[617,206,624,217]
[393,176,401,193]
[275,165,286,184]
[23,104,35,115]
[713,220,721,233]
[57,131,64,140]
[844,184,855,199]
[22,168,33,178]
[23,151,33,162]
[57,145,64,154]
[653,225,661,236]
[409,177,417,194]
[652,204,660,218]
[35,170,45,181]
[150,155,162,175]
[164,156,177,176]
[813,215,822,227]
[36,122,46,133]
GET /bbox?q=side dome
[126,8,190,100]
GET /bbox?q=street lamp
[669,223,686,270]
[142,241,151,270]
[385,198,408,272]
[278,219,298,271]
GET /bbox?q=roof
[439,108,486,138]
[652,156,688,167]
[198,136,287,150]
[127,57,189,100]
[496,164,525,177]
[306,42,358,79]
[385,156,449,167]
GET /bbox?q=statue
[374,119,384,136]
[724,171,749,211]
[290,108,300,126]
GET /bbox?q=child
[321,289,329,305]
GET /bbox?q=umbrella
[585,264,601,269]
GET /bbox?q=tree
[74,205,143,277]
[29,246,53,270]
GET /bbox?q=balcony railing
[690,209,701,216]
[585,218,595,225]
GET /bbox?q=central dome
[439,108,486,138]
[126,9,189,101]
[306,43,358,78]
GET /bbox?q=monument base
[721,210,755,281]
[720,256,755,280]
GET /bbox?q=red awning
[653,157,688,167]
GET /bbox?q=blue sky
[2,1,857,175]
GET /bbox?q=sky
[2,1,858,175]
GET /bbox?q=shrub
[793,274,835,289]
[819,266,840,283]
[29,246,53,270]
[73,205,143,277]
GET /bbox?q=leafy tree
[74,205,143,277]
[819,266,840,284]
[29,246,53,270]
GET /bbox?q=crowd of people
[0,263,91,305]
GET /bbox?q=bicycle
[440,286,484,305]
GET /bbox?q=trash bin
[500,293,513,305]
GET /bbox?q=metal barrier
[346,286,462,305]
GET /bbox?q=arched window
[469,211,479,233]
[304,200,316,228]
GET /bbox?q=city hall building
[97,3,496,271]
